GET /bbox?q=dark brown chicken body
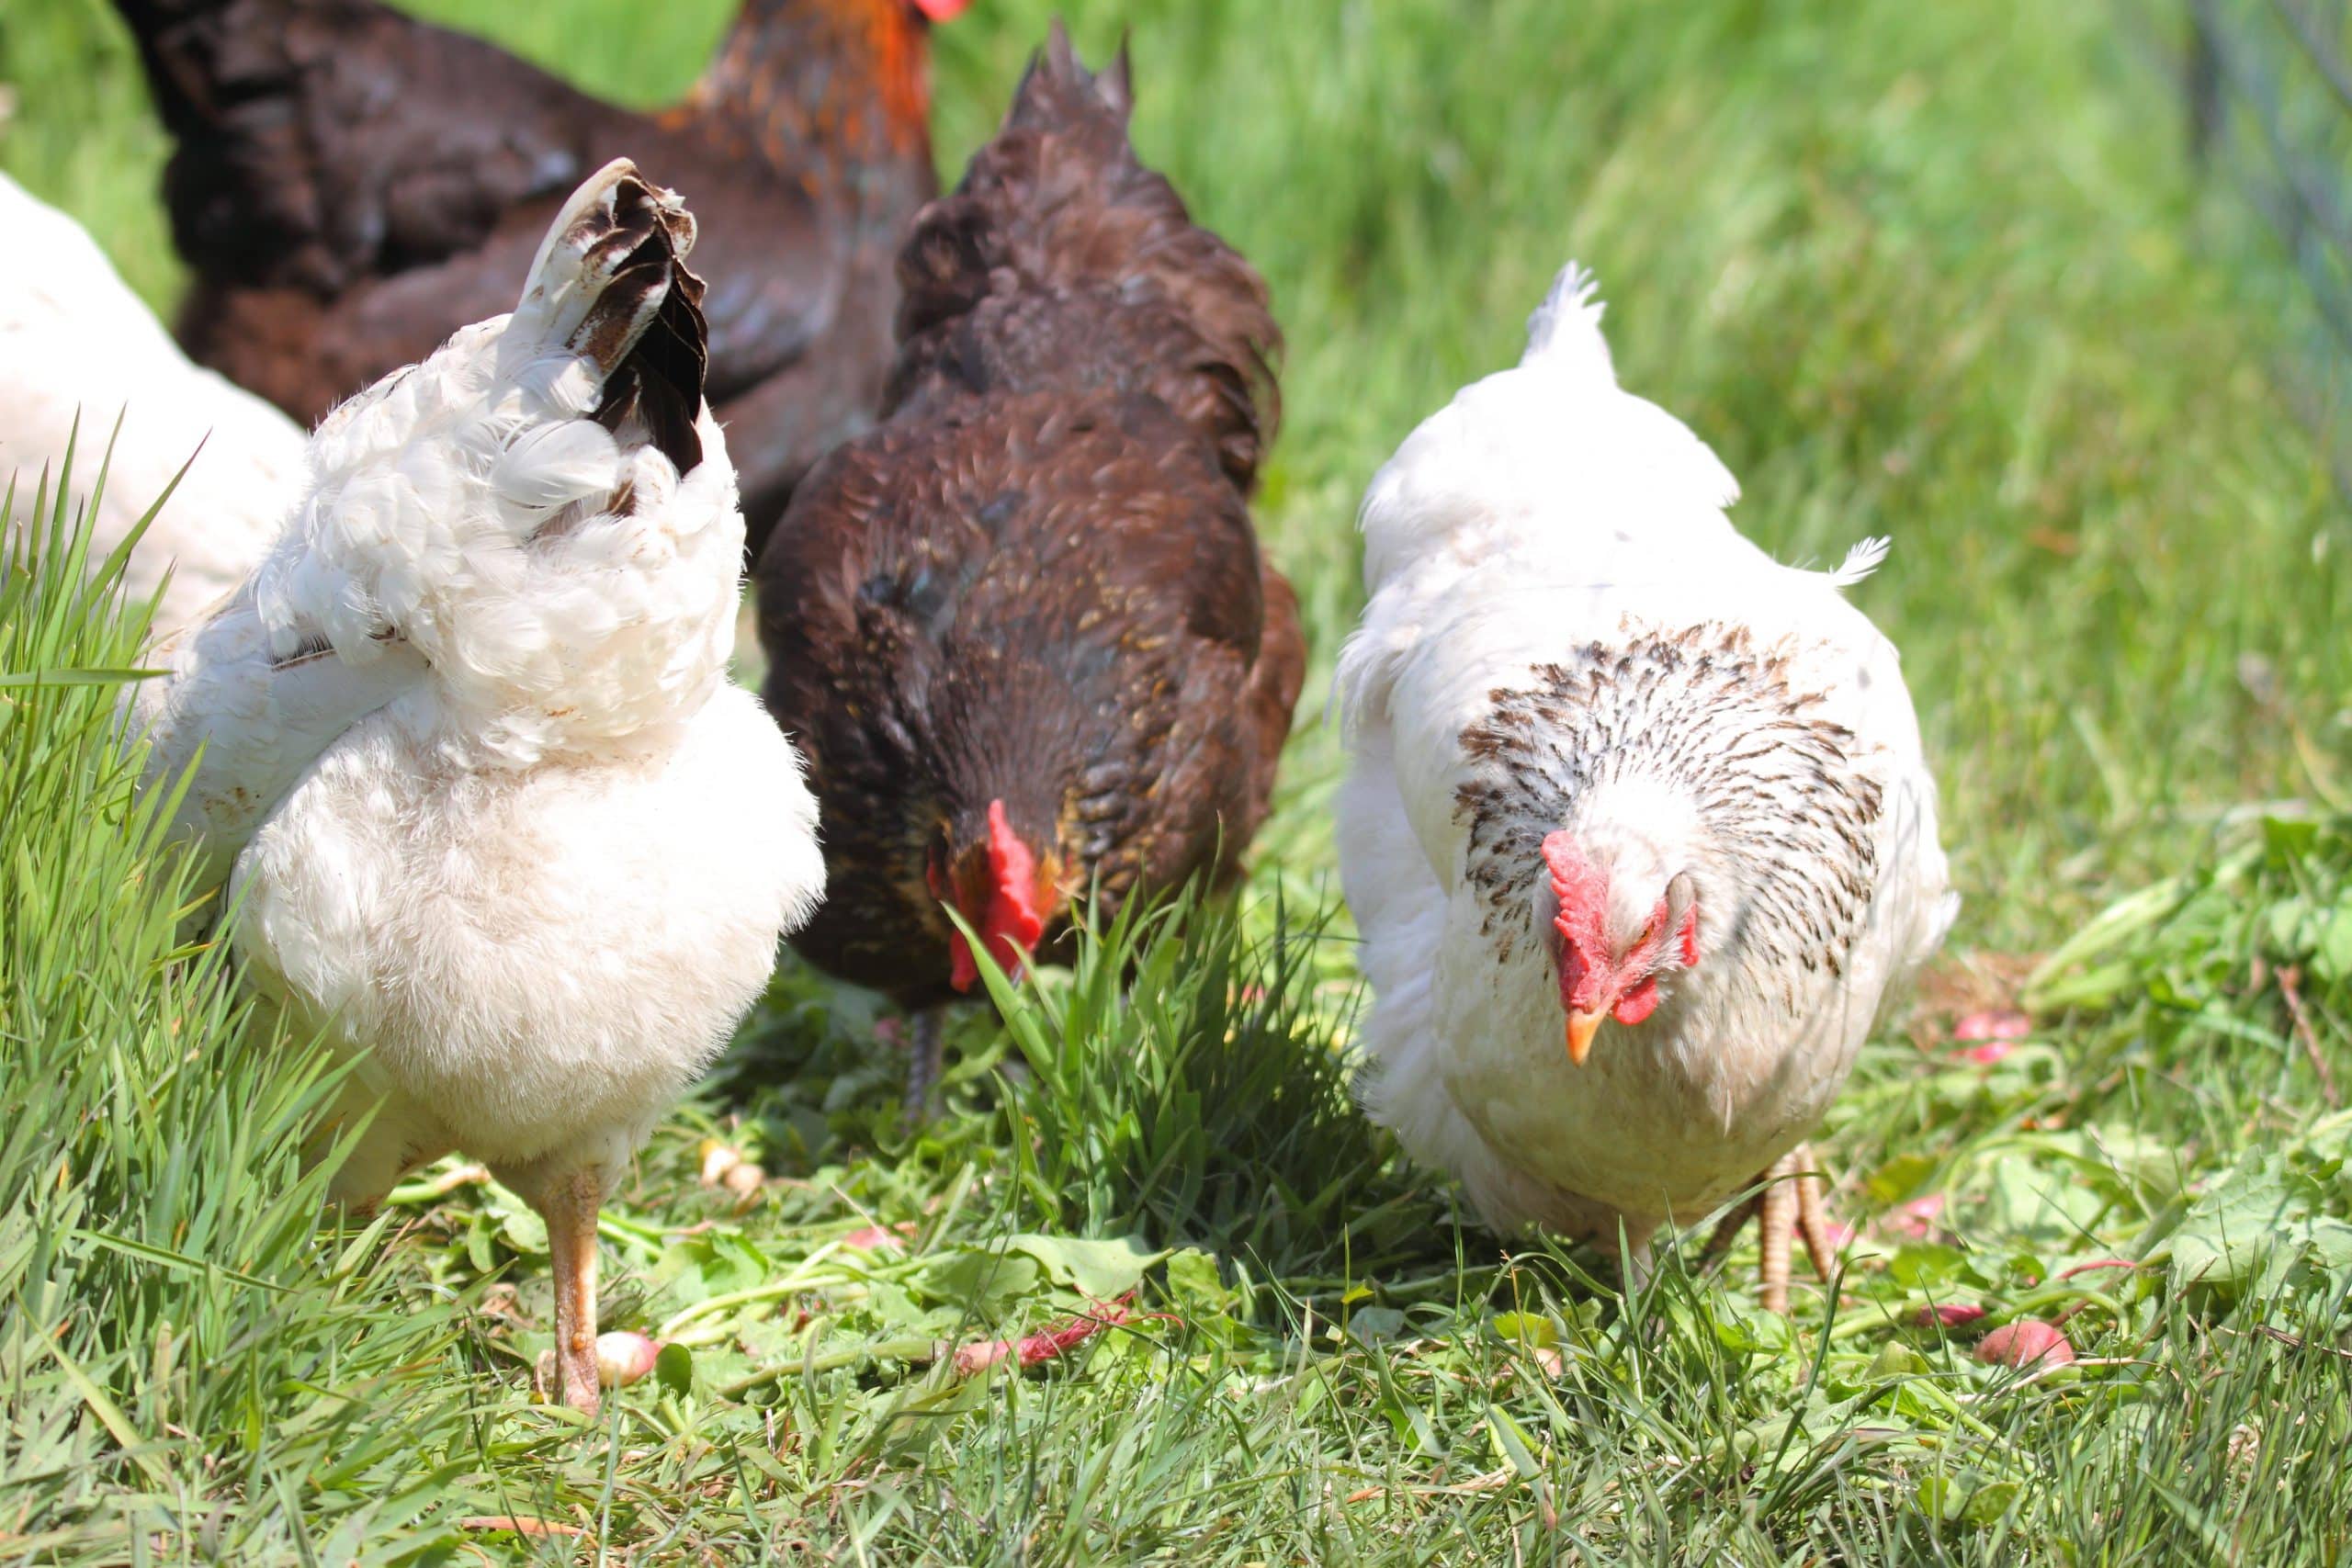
[110,0,963,560]
[755,28,1304,1107]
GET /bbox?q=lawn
[5,0,2352,1561]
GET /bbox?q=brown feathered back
[890,22,1280,491]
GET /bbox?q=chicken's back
[118,0,597,288]
[891,25,1279,491]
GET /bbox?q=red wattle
[1611,976,1661,1026]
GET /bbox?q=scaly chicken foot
[540,1168,605,1416]
[1696,1145,1839,1314]
[902,1009,946,1129]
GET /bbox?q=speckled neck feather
[1453,622,1884,978]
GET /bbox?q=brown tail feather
[557,170,709,474]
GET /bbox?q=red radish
[951,1296,1161,1377]
[594,1331,664,1389]
[1975,1319,2074,1368]
[842,1222,917,1252]
[534,1331,665,1400]
[1910,1302,1988,1329]
[1952,1010,2030,1043]
[1890,1194,1947,1238]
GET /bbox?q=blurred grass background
[8,0,2347,943]
[4,0,2351,1560]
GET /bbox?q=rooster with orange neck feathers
[1337,263,1954,1311]
[756,27,1303,1114]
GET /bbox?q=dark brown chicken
[108,0,967,560]
[755,25,1305,1111]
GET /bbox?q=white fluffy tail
[1829,536,1892,586]
[1521,261,1617,386]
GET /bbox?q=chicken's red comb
[947,802,1048,992]
[1541,832,1609,934]
[983,799,1046,946]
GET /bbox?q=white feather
[491,420,623,513]
[1830,535,1892,586]
[0,173,308,634]
[1518,260,1614,383]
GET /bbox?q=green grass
[5,0,2352,1560]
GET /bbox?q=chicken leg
[538,1168,605,1416]
[902,1009,946,1128]
[1700,1144,1840,1314]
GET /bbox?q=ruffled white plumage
[129,163,823,1407]
[0,172,307,634]
[1338,262,1954,1252]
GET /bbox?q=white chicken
[130,161,826,1412]
[1337,264,1955,1311]
[0,171,305,634]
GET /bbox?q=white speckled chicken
[131,162,825,1411]
[1337,263,1955,1311]
[0,171,306,635]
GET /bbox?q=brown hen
[108,0,967,561]
[754,25,1305,1112]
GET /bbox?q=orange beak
[1566,1008,1605,1066]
